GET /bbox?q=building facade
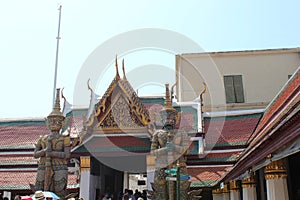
[0,47,299,200]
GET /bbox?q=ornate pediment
[88,59,150,133]
[98,93,146,129]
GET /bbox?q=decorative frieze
[212,188,223,195]
[80,156,90,172]
[242,172,256,188]
[229,180,240,192]
[265,158,287,180]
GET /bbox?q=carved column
[229,180,241,200]
[242,172,257,200]
[80,156,91,200]
[265,158,289,200]
[212,188,223,200]
[222,184,230,200]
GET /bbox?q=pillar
[229,180,240,200]
[80,156,91,200]
[123,171,129,191]
[222,184,230,200]
[265,158,289,200]
[212,188,223,200]
[242,172,257,200]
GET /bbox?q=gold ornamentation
[229,180,240,192]
[93,74,150,131]
[242,172,256,188]
[45,88,66,132]
[212,188,222,195]
[222,183,230,193]
[80,156,90,172]
[265,158,287,180]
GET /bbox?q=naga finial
[200,82,207,104]
[171,82,177,101]
[122,59,127,80]
[115,55,120,80]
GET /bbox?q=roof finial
[48,88,64,118]
[171,82,177,101]
[161,83,177,114]
[115,55,120,80]
[122,59,127,80]
[200,82,207,104]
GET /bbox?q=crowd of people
[100,189,148,200]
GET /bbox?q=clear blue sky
[1,0,300,119]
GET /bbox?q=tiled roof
[188,166,232,187]
[0,122,49,150]
[204,113,262,148]
[249,68,300,143]
[221,67,300,183]
[187,151,243,164]
[0,154,37,166]
[0,170,78,190]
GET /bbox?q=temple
[0,47,299,200]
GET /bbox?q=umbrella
[43,191,60,200]
[21,196,33,200]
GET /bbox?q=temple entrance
[90,155,148,199]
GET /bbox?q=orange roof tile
[188,166,232,187]
[0,124,49,149]
[0,170,78,190]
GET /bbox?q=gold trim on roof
[87,59,150,133]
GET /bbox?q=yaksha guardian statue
[150,84,190,200]
[34,88,70,199]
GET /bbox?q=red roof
[0,170,78,190]
[250,69,300,143]
[187,150,243,165]
[204,114,261,147]
[188,166,232,187]
[0,123,48,149]
[0,154,37,166]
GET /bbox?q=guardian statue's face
[161,111,177,130]
[46,116,64,132]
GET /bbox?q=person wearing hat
[33,191,45,200]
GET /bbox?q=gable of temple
[84,62,151,134]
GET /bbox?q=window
[224,75,245,103]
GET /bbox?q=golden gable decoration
[85,57,151,134]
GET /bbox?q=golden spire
[161,83,177,114]
[48,88,64,118]
[115,55,120,80]
[122,59,127,80]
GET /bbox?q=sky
[1,0,300,119]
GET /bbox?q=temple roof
[221,66,300,183]
[86,72,151,133]
[0,170,78,190]
[204,113,262,149]
[0,119,48,150]
[188,165,233,187]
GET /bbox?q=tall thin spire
[122,59,127,80]
[115,55,120,80]
[52,5,62,108]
